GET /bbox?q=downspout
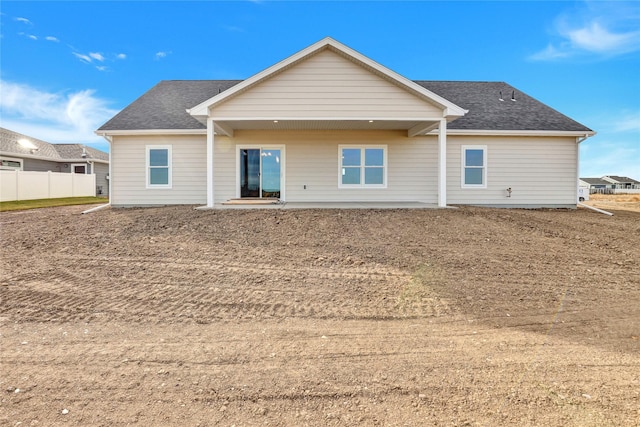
[575,133,594,206]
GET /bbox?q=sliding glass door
[240,148,281,198]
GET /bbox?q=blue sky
[1,0,638,179]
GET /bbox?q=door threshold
[222,198,281,205]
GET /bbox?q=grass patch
[396,264,447,316]
[0,197,108,212]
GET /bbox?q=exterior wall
[23,158,63,172]
[446,135,578,207]
[94,162,109,196]
[213,130,438,205]
[212,50,442,119]
[110,135,206,206]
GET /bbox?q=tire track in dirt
[2,253,451,324]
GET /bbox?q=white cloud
[116,53,126,60]
[565,22,640,55]
[613,112,640,133]
[531,3,640,60]
[15,17,32,25]
[529,44,569,61]
[95,65,108,72]
[19,32,38,40]
[155,50,171,60]
[45,36,59,42]
[89,52,105,62]
[0,80,118,144]
[73,52,92,63]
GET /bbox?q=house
[602,176,640,190]
[579,176,640,194]
[579,177,613,191]
[0,127,110,196]
[97,37,594,208]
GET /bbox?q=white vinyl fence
[0,170,96,202]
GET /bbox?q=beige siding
[111,135,207,206]
[214,130,438,205]
[212,50,442,119]
[446,136,578,206]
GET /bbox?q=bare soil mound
[1,205,638,426]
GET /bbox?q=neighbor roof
[580,177,611,186]
[603,175,640,184]
[98,79,592,133]
[0,127,108,162]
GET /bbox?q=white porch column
[438,119,447,207]
[207,118,215,207]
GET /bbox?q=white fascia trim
[59,158,109,164]
[211,116,447,122]
[431,129,597,138]
[188,37,467,118]
[95,129,207,136]
[0,151,109,164]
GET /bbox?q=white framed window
[338,145,387,188]
[461,145,487,188]
[146,145,172,188]
[71,163,88,174]
[0,156,23,171]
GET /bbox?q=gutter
[576,132,594,144]
[0,151,108,164]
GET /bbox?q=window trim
[0,156,23,171]
[338,145,387,189]
[461,145,487,189]
[70,163,88,174]
[146,145,172,189]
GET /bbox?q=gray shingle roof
[99,81,242,131]
[415,81,591,132]
[97,80,592,133]
[603,175,640,184]
[580,178,611,186]
[0,127,108,161]
[0,127,60,159]
[52,144,109,161]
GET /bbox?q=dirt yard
[1,202,639,426]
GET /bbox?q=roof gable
[188,37,467,119]
[0,127,108,162]
[603,175,640,184]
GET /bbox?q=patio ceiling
[212,119,442,137]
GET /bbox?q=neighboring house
[0,127,110,196]
[602,176,640,190]
[580,176,640,193]
[579,178,613,191]
[97,37,594,208]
